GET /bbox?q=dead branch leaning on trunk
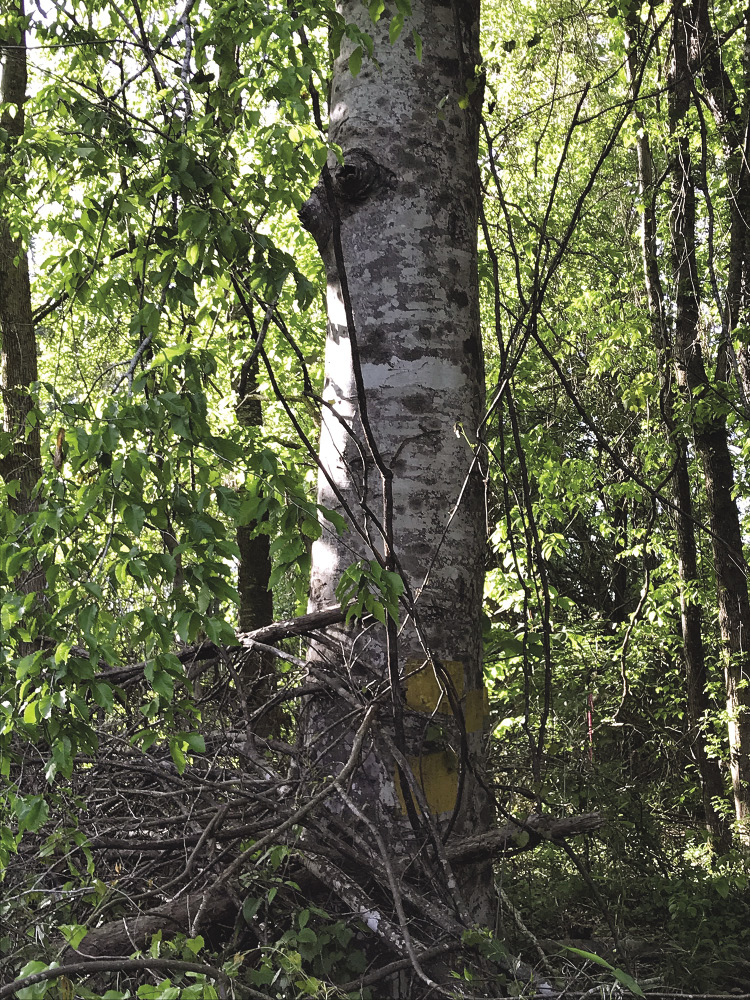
[80,604,350,686]
[446,812,603,863]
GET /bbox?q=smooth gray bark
[301,0,494,924]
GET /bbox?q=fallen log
[61,890,239,961]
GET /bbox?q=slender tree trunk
[0,1,44,598]
[670,2,750,835]
[610,494,628,627]
[215,42,275,704]
[235,370,273,635]
[301,0,494,925]
[234,357,275,725]
[625,18,729,845]
[672,441,730,845]
[236,523,273,633]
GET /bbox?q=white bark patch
[360,909,381,933]
[361,358,468,392]
[326,281,348,328]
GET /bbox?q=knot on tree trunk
[332,147,393,202]
[299,147,396,250]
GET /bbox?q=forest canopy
[2,0,750,997]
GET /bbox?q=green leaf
[368,599,386,625]
[23,701,39,725]
[412,29,422,61]
[182,732,206,753]
[52,737,73,780]
[349,46,362,77]
[382,570,404,597]
[152,670,174,702]
[183,935,204,956]
[60,924,88,949]
[389,13,404,44]
[613,969,646,997]
[204,617,235,644]
[123,504,145,536]
[16,795,49,834]
[169,739,186,774]
[15,961,55,1000]
[368,0,385,21]
[561,947,644,998]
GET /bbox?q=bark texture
[234,355,274,723]
[0,1,41,522]
[670,2,750,833]
[1,2,44,613]
[235,377,273,636]
[301,0,493,922]
[61,891,238,960]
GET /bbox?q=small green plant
[335,559,404,625]
[562,945,644,997]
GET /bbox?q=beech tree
[299,0,495,924]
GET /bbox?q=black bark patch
[399,392,430,415]
[334,148,397,203]
[300,150,396,249]
[299,185,332,251]
[463,335,480,363]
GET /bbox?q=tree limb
[0,958,234,999]
[446,812,603,863]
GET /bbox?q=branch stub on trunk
[299,147,397,250]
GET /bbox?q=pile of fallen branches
[1,610,603,999]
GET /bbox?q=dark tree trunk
[624,17,729,844]
[0,1,44,601]
[673,439,730,845]
[1,0,40,512]
[234,354,274,729]
[670,0,750,834]
[235,375,273,635]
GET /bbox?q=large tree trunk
[300,0,494,926]
[670,1,750,834]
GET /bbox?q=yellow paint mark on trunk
[404,658,464,713]
[395,659,490,815]
[395,750,459,816]
[403,658,488,732]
